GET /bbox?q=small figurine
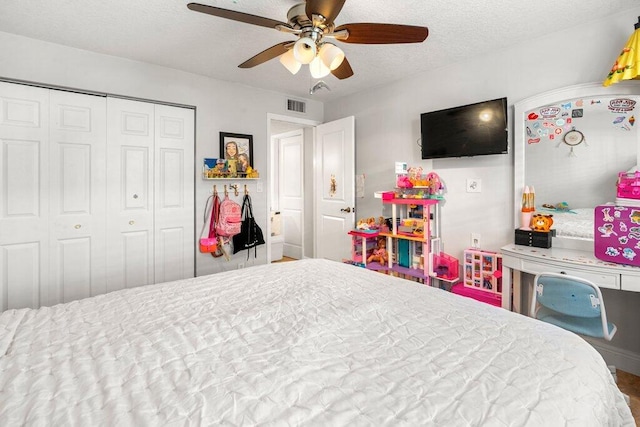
[531,214,554,232]
[367,237,388,264]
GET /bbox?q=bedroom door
[277,129,304,259]
[315,116,355,262]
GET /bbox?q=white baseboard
[584,337,640,377]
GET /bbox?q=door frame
[266,113,320,261]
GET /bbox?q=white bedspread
[0,259,633,426]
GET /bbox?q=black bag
[232,194,265,258]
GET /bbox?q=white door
[48,90,107,305]
[0,82,50,310]
[106,97,155,291]
[278,130,304,259]
[315,116,355,261]
[153,104,194,283]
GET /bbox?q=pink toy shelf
[452,284,501,307]
[463,249,502,295]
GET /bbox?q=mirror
[514,82,640,251]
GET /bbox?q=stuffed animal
[396,175,413,189]
[531,214,554,232]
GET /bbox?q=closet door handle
[129,220,135,225]
[74,224,81,229]
[340,207,351,213]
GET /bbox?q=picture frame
[220,132,253,175]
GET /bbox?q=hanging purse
[232,193,265,259]
[199,195,218,253]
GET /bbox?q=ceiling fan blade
[238,42,291,68]
[306,0,346,24]
[331,57,353,80]
[187,3,287,29]
[335,23,428,44]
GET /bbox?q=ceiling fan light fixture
[293,37,317,64]
[279,49,301,74]
[309,56,331,78]
[319,43,345,70]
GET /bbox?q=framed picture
[220,132,253,175]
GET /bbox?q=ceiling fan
[187,0,429,80]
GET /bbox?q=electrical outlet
[466,179,482,193]
[471,233,481,249]
[238,262,245,269]
[256,181,263,193]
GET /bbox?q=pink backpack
[216,196,242,237]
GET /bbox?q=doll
[367,237,388,264]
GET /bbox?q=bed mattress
[0,259,633,426]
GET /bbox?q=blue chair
[529,272,617,341]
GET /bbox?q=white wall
[324,9,640,374]
[0,31,324,277]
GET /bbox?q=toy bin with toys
[451,249,502,307]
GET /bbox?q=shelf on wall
[202,177,260,180]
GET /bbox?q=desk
[500,244,640,313]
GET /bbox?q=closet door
[0,82,50,310]
[154,104,194,283]
[106,97,155,292]
[48,90,107,305]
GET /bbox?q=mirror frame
[513,81,640,249]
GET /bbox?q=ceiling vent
[287,99,306,114]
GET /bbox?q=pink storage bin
[616,171,640,199]
[382,191,395,200]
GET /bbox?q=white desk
[501,244,640,313]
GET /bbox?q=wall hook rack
[229,184,239,197]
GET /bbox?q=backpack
[215,195,242,237]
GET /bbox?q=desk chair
[530,272,617,341]
[530,273,629,405]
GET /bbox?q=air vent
[287,99,306,113]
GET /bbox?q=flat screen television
[420,97,508,159]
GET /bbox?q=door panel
[3,242,40,310]
[154,104,194,282]
[107,97,154,292]
[56,237,92,303]
[315,116,355,262]
[0,82,49,310]
[279,131,304,259]
[48,90,107,305]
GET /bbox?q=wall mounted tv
[420,97,508,159]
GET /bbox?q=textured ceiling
[0,0,639,102]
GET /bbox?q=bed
[0,259,633,426]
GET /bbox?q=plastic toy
[531,214,554,232]
[396,175,413,188]
[367,237,389,264]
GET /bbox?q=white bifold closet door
[0,82,194,311]
[106,98,194,292]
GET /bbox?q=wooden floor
[272,256,297,263]
[618,370,640,424]
[270,256,640,421]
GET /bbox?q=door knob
[340,207,351,213]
